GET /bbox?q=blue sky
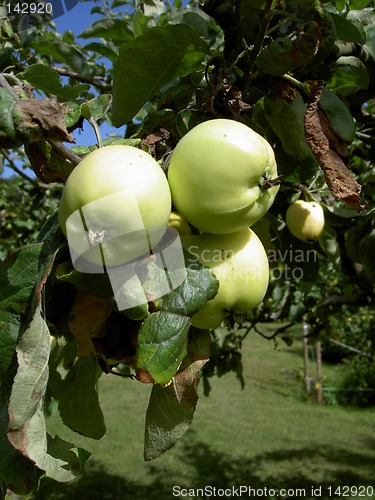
[3,0,192,177]
[53,0,127,147]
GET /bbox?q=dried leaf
[304,81,366,210]
[0,86,74,148]
[25,141,76,183]
[68,293,112,357]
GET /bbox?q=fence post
[316,341,322,404]
[302,320,311,400]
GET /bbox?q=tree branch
[47,140,81,166]
[51,66,112,92]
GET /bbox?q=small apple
[168,211,192,236]
[286,200,325,242]
[167,119,279,234]
[58,145,171,268]
[182,228,269,329]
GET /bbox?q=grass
[38,323,375,500]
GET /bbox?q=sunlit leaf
[144,329,211,460]
[112,24,209,126]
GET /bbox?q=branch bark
[50,66,112,92]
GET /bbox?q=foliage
[0,0,375,496]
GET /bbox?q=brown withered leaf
[141,128,170,156]
[68,292,112,357]
[16,96,74,144]
[318,107,350,161]
[269,78,299,104]
[304,81,366,210]
[25,140,77,183]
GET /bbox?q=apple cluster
[167,119,280,329]
[58,119,281,330]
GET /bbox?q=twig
[109,369,136,379]
[47,140,81,166]
[251,320,295,341]
[51,66,112,92]
[1,148,51,189]
[281,73,310,95]
[242,0,274,96]
[356,131,375,143]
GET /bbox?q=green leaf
[330,13,366,43]
[114,284,149,321]
[132,9,153,36]
[319,224,341,270]
[7,305,86,483]
[30,40,86,74]
[0,240,61,379]
[48,340,106,440]
[264,94,315,160]
[154,251,219,316]
[0,88,18,144]
[46,435,91,478]
[56,261,114,299]
[135,311,191,385]
[0,369,42,496]
[112,24,209,126]
[349,0,374,8]
[144,329,211,460]
[83,42,119,63]
[239,0,267,45]
[34,211,60,244]
[335,0,346,11]
[329,56,369,96]
[78,18,134,43]
[358,229,375,282]
[80,94,112,120]
[64,101,82,129]
[8,304,50,433]
[347,9,375,26]
[345,224,364,262]
[22,65,90,100]
[364,25,375,62]
[319,87,356,142]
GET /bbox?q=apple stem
[259,175,283,191]
[89,117,103,148]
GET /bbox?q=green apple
[286,200,325,242]
[183,228,269,329]
[58,145,171,268]
[168,119,279,234]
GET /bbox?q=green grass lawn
[38,323,375,500]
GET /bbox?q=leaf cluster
[0,213,219,493]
